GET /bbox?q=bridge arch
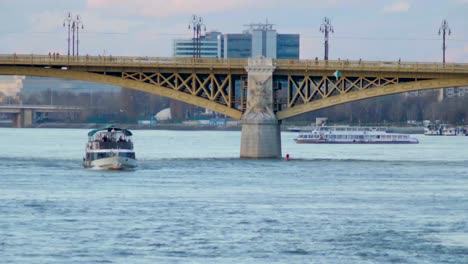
[0,66,243,120]
[276,77,468,120]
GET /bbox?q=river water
[0,128,467,263]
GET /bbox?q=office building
[223,33,251,58]
[276,34,300,59]
[172,23,300,59]
[223,22,300,59]
[173,31,221,58]
[406,87,468,101]
[444,87,468,98]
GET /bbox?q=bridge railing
[1,54,468,73]
[274,59,468,72]
[0,54,248,68]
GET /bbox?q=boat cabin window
[97,131,131,143]
[88,152,134,160]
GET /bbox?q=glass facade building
[173,31,221,58]
[172,25,300,59]
[251,29,277,58]
[223,34,251,58]
[223,23,299,59]
[277,34,300,59]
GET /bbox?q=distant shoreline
[0,122,425,134]
[0,122,243,131]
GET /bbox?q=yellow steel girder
[121,72,234,107]
[2,62,468,121]
[0,66,243,120]
[277,77,468,120]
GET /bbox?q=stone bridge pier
[12,109,33,128]
[240,57,282,159]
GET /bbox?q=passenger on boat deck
[101,135,108,142]
[118,136,126,142]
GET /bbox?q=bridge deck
[1,54,468,75]
[1,54,468,121]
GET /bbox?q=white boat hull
[294,139,419,144]
[83,156,137,170]
[294,126,419,144]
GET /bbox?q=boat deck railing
[94,141,133,150]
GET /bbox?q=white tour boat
[83,126,137,170]
[424,123,466,136]
[294,126,419,144]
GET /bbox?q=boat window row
[89,132,132,143]
[318,127,387,132]
[298,134,409,140]
[299,134,321,139]
[86,152,136,160]
[328,135,408,140]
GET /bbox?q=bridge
[1,54,468,158]
[0,104,83,128]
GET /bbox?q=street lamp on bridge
[63,12,84,57]
[63,12,73,57]
[320,17,334,61]
[74,15,84,56]
[188,15,206,58]
[438,19,451,64]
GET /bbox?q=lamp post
[74,15,84,57]
[438,19,451,64]
[188,15,206,58]
[320,17,334,61]
[63,12,73,57]
[438,19,452,100]
[72,19,76,56]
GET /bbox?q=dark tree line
[6,88,170,123]
[2,88,466,125]
[288,90,468,126]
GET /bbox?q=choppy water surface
[0,128,467,263]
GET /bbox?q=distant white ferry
[424,123,466,136]
[294,126,419,144]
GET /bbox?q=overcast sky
[0,0,467,62]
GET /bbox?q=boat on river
[424,123,466,136]
[83,126,137,170]
[294,126,419,144]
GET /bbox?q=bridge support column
[240,57,281,159]
[12,113,21,128]
[12,109,33,128]
[22,109,33,127]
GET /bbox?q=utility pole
[63,12,73,57]
[438,19,451,64]
[188,15,206,58]
[319,17,334,61]
[74,15,84,56]
[72,19,76,56]
[438,20,453,101]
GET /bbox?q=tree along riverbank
[0,122,425,134]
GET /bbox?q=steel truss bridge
[1,54,468,120]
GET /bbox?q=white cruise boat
[424,123,466,136]
[83,127,137,170]
[294,126,419,144]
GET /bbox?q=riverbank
[0,122,425,134]
[0,122,243,131]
